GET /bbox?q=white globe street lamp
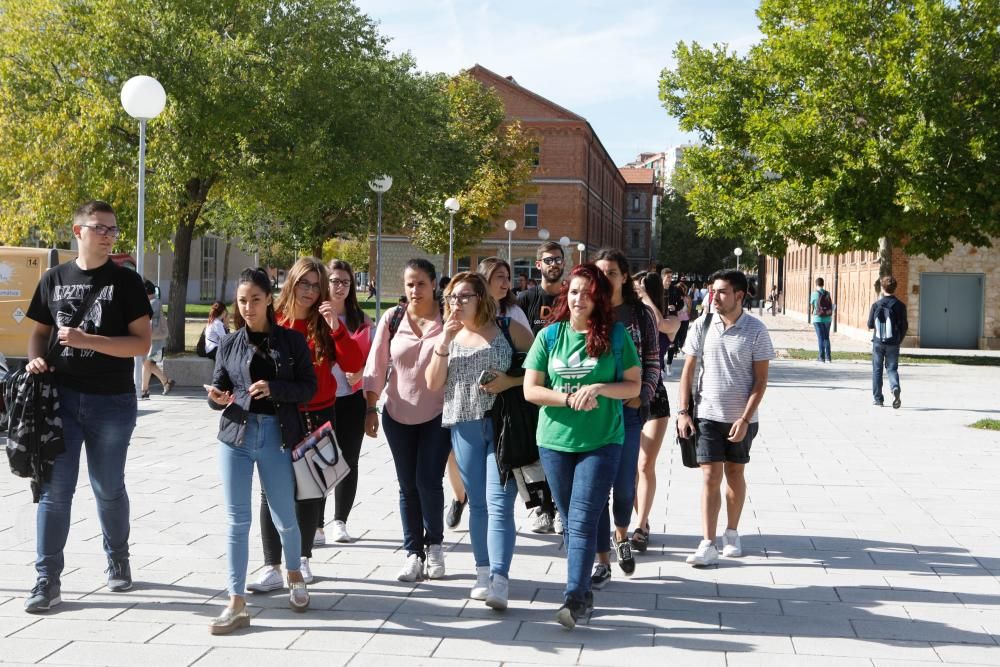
[503,219,517,263]
[537,228,550,241]
[734,246,743,271]
[577,242,586,265]
[445,197,460,276]
[368,175,393,323]
[559,236,571,250]
[121,75,165,398]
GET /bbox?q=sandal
[630,527,649,553]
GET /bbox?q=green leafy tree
[657,182,743,279]
[659,0,1000,275]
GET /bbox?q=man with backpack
[809,277,834,363]
[867,275,908,409]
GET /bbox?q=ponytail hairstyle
[273,257,335,365]
[327,259,365,332]
[593,247,639,307]
[208,301,227,323]
[233,268,276,330]
[546,263,614,359]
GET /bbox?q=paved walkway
[2,314,1000,665]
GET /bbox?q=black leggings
[260,405,334,564]
[318,390,366,526]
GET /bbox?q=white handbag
[291,420,350,500]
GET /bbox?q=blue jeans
[872,342,901,403]
[35,388,137,583]
[538,444,621,604]
[451,418,518,578]
[218,414,300,596]
[597,406,643,553]
[382,410,452,557]
[814,321,832,361]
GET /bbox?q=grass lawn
[783,348,1000,367]
[969,419,1000,431]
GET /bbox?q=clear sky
[353,0,762,165]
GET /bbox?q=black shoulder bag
[677,313,713,468]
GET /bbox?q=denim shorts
[696,419,758,464]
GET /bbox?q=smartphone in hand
[478,370,498,386]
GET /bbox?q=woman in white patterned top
[426,273,532,610]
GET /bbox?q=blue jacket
[209,324,317,449]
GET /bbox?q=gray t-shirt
[682,313,775,423]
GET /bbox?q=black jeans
[260,405,334,564]
[382,409,452,558]
[317,390,366,526]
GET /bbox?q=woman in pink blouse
[363,259,451,582]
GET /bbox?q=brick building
[765,240,999,350]
[370,64,627,295]
[620,168,658,273]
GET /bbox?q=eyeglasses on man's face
[541,256,564,266]
[80,223,119,238]
[445,293,478,305]
[296,280,322,293]
[328,278,351,289]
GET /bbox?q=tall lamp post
[121,75,165,398]
[504,219,517,262]
[577,242,586,265]
[734,246,743,271]
[445,197,460,276]
[368,175,393,323]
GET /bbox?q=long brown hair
[327,259,365,332]
[547,263,614,358]
[477,256,516,312]
[274,257,335,365]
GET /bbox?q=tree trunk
[218,237,232,303]
[877,236,893,277]
[167,177,213,353]
[312,242,323,259]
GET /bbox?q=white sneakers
[331,520,353,543]
[246,567,284,593]
[397,553,424,582]
[687,530,744,566]
[485,574,509,610]
[313,529,326,547]
[470,566,490,600]
[426,544,446,579]
[299,557,313,584]
[722,529,743,557]
[686,539,719,566]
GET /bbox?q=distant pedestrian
[141,280,175,399]
[677,270,775,567]
[867,275,908,409]
[202,301,229,360]
[810,277,834,362]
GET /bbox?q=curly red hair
[546,263,614,358]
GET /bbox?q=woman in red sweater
[246,257,364,593]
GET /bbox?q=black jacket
[867,295,908,346]
[209,324,317,449]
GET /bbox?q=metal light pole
[504,219,517,262]
[445,198,460,276]
[577,242,586,265]
[369,175,393,323]
[735,246,743,271]
[121,75,165,398]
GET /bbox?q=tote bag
[291,420,350,500]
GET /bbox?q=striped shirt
[682,313,775,423]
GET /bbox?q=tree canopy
[659,0,1000,271]
[0,0,533,350]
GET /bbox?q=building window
[513,258,540,281]
[531,143,540,168]
[524,203,538,229]
[200,236,217,302]
[631,228,640,248]
[632,195,640,212]
[457,256,471,274]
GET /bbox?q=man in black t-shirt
[514,240,566,534]
[516,241,565,336]
[22,200,152,613]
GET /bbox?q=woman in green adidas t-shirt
[523,263,641,630]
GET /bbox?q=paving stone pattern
[2,318,999,665]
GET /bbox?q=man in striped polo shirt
[677,269,775,567]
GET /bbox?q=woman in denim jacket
[205,268,317,634]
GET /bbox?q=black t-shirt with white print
[27,259,152,394]
[516,286,557,336]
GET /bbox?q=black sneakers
[615,539,635,575]
[590,563,612,589]
[106,559,132,592]
[556,592,594,630]
[892,388,901,409]
[445,497,466,529]
[24,578,61,613]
